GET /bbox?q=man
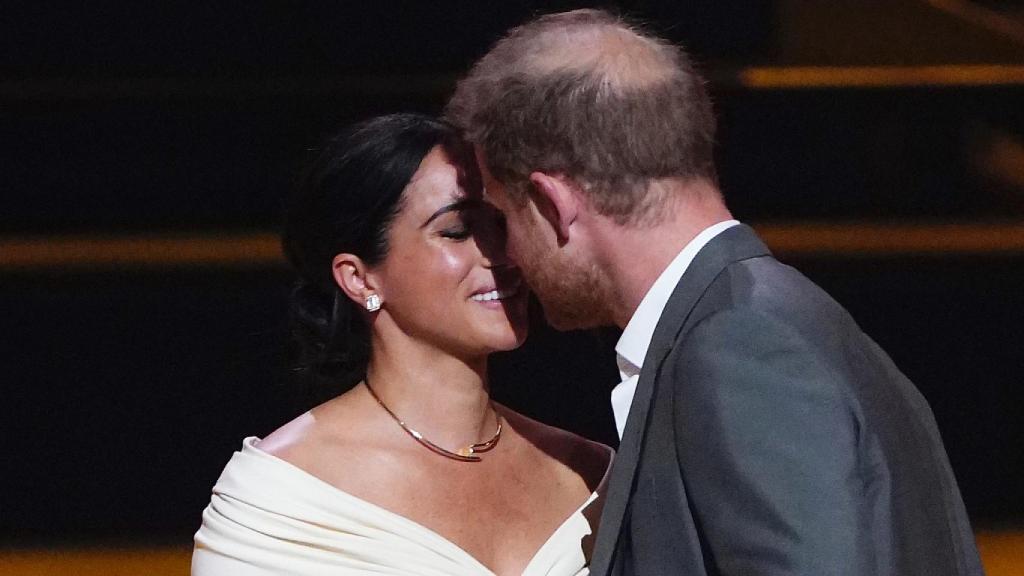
[446,8,983,576]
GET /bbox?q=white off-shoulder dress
[193,437,608,576]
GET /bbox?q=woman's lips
[470,277,523,302]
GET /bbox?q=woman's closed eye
[424,199,480,241]
[434,203,505,243]
[439,225,471,240]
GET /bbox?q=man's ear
[331,253,380,309]
[528,172,580,243]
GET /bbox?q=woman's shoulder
[498,405,613,492]
[255,390,379,481]
[256,411,318,457]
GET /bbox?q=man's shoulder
[659,256,878,396]
[685,254,852,330]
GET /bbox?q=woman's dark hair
[282,113,462,399]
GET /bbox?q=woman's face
[369,145,528,357]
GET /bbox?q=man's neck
[590,186,733,328]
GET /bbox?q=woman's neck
[364,337,494,451]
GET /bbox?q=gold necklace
[364,378,502,462]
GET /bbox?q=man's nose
[481,244,515,269]
[476,220,513,267]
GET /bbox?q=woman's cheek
[437,245,476,279]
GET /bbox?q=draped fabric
[193,437,599,575]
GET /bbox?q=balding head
[446,9,718,225]
[515,14,677,86]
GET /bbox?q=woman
[192,114,611,576]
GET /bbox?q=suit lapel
[588,225,770,575]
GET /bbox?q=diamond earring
[365,294,381,312]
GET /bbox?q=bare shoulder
[257,410,318,457]
[255,390,374,477]
[498,405,613,492]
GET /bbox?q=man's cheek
[510,232,534,264]
[505,238,522,265]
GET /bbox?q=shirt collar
[614,220,739,377]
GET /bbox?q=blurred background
[1,1,1022,574]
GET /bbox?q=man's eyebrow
[421,198,482,228]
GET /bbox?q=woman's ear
[331,253,381,311]
[528,172,579,243]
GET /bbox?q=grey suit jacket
[589,225,983,575]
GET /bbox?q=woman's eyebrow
[420,198,482,228]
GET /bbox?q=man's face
[476,149,613,330]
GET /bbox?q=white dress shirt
[612,220,740,439]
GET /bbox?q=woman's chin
[478,324,528,354]
[467,301,529,352]
[493,328,529,353]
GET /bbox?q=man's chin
[540,302,610,331]
[523,257,613,330]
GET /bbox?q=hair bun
[288,280,332,352]
[287,281,367,392]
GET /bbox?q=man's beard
[525,250,615,331]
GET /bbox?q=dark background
[2,1,1023,546]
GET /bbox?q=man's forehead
[473,145,493,178]
[480,185,502,212]
[472,146,498,201]
[479,178,503,207]
[470,144,528,214]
